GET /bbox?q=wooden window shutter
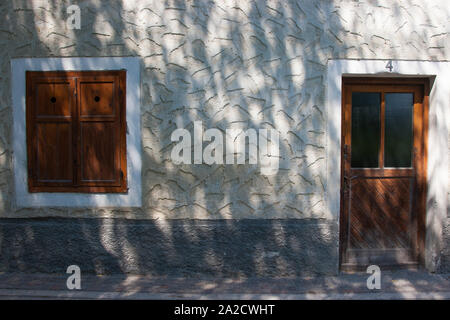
[27,72,76,189]
[77,73,125,189]
[26,71,127,193]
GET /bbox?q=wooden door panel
[345,249,416,266]
[349,177,412,249]
[35,122,73,183]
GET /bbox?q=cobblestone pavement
[0,271,449,300]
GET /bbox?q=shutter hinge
[74,78,78,97]
[126,121,129,134]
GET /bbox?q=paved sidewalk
[0,271,449,300]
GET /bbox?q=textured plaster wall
[0,0,449,276]
[0,0,448,222]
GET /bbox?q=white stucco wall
[0,0,447,224]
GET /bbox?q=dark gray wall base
[0,218,339,277]
[438,218,450,273]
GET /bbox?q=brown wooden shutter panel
[77,74,122,187]
[26,71,127,193]
[27,73,76,189]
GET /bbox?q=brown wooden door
[340,78,428,270]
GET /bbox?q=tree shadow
[0,0,447,278]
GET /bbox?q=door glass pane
[351,92,381,168]
[385,93,413,167]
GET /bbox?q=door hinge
[343,175,350,193]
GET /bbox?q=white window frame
[11,57,142,207]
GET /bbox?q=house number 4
[385,60,394,72]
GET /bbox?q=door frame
[339,77,430,270]
[326,59,450,273]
